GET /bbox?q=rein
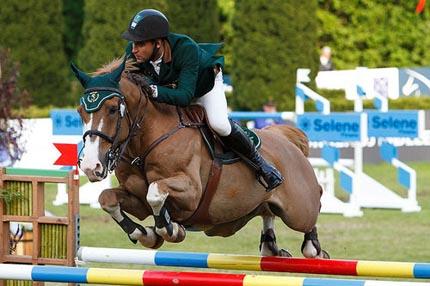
[130,106,205,169]
[110,92,147,173]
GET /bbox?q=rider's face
[132,41,155,63]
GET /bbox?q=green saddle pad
[241,126,261,150]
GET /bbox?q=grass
[40,162,430,284]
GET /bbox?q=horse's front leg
[147,176,197,243]
[98,186,164,249]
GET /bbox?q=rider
[122,9,283,191]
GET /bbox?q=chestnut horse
[73,58,329,258]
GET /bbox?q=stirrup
[257,174,270,190]
[256,171,283,192]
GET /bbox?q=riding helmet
[122,9,169,42]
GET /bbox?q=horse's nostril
[94,163,104,178]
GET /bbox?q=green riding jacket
[137,33,224,107]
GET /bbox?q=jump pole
[1,264,430,286]
[77,247,430,279]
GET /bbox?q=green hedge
[2,1,430,110]
[77,0,167,72]
[388,97,430,110]
[231,0,318,111]
[13,105,64,119]
[317,1,430,69]
[166,0,220,42]
[0,0,70,106]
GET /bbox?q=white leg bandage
[146,182,168,216]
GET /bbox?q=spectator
[253,100,285,129]
[319,46,335,71]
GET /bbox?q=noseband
[79,86,146,178]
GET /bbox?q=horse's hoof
[173,223,186,243]
[138,227,164,249]
[149,234,165,249]
[156,222,186,243]
[317,249,330,259]
[278,248,293,257]
[141,227,165,249]
[139,235,164,249]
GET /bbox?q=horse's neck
[121,76,179,157]
[143,101,179,134]
[128,98,179,155]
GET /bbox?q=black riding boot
[221,121,284,192]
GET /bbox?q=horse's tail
[266,125,310,157]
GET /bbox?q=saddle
[178,105,261,164]
[177,105,261,228]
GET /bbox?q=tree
[231,0,319,111]
[0,0,70,106]
[77,0,167,72]
[63,0,84,63]
[317,0,430,69]
[218,0,234,74]
[0,48,29,166]
[165,0,220,42]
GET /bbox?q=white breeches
[194,70,231,136]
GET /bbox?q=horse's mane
[93,57,175,114]
[91,57,133,75]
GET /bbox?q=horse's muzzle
[81,163,107,182]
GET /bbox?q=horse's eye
[109,106,117,115]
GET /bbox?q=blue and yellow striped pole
[77,247,430,279]
[1,264,430,286]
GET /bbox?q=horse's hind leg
[260,216,292,257]
[301,226,330,258]
[98,187,164,249]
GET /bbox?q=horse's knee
[146,182,168,215]
[98,190,124,221]
[98,189,119,210]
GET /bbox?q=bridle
[78,86,147,178]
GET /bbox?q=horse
[72,57,329,258]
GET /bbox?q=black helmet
[122,9,169,42]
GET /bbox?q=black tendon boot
[221,121,284,192]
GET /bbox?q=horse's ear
[111,57,126,83]
[70,62,91,87]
